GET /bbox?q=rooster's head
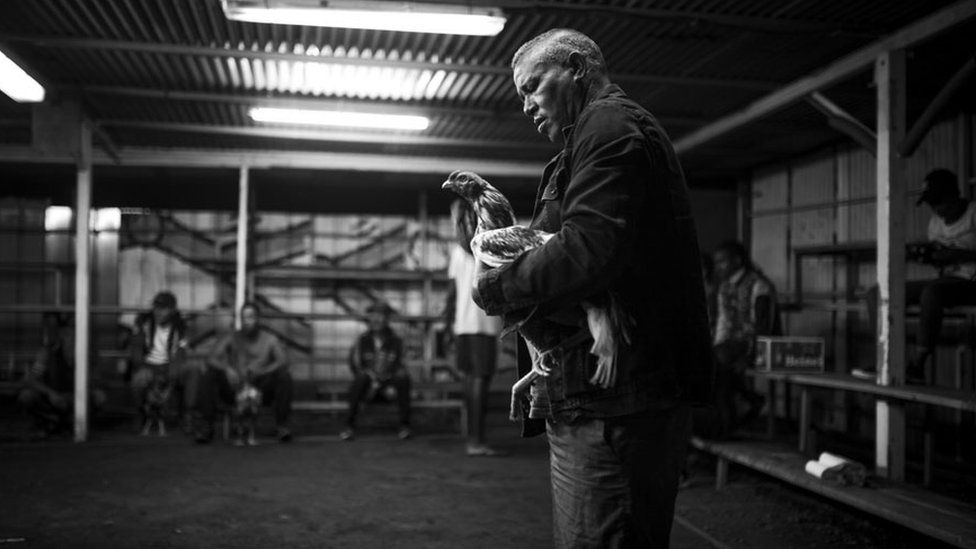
[442,170,489,201]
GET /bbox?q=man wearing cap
[857,169,976,382]
[129,291,192,431]
[340,302,412,441]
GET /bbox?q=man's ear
[567,51,587,81]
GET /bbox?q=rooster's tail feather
[585,306,617,389]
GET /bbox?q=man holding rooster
[471,29,714,548]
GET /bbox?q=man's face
[928,198,963,221]
[153,306,173,326]
[513,50,581,144]
[241,307,258,333]
[713,250,741,281]
[368,311,387,332]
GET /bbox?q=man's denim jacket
[475,84,715,437]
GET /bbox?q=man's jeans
[547,404,691,548]
[193,366,293,429]
[346,371,411,428]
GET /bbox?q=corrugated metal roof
[0,0,970,183]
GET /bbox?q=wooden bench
[292,380,467,435]
[748,370,976,485]
[691,436,976,548]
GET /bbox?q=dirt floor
[0,407,955,549]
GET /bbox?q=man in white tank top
[858,169,976,383]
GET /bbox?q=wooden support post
[923,406,934,487]
[73,120,92,443]
[246,175,257,302]
[235,166,249,329]
[766,379,777,438]
[807,92,877,154]
[419,190,434,380]
[799,387,811,453]
[784,382,793,423]
[955,345,965,462]
[875,49,908,481]
[715,457,729,490]
[736,177,751,245]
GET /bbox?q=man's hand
[931,245,976,265]
[225,368,241,388]
[930,244,956,265]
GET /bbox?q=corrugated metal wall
[117,207,456,383]
[0,199,46,376]
[749,113,975,434]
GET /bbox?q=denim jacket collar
[559,83,626,152]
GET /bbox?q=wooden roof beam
[0,34,781,91]
[673,0,976,154]
[0,145,542,178]
[805,92,876,155]
[96,119,554,152]
[899,54,976,157]
[497,2,878,35]
[79,85,712,126]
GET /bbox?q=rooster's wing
[471,226,553,267]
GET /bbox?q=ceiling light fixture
[0,49,45,103]
[249,107,430,130]
[222,0,506,36]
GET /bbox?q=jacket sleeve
[348,336,363,374]
[129,315,146,369]
[475,105,648,315]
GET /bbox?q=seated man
[195,302,293,443]
[858,169,976,382]
[18,312,105,439]
[340,302,411,441]
[712,240,781,438]
[128,291,192,432]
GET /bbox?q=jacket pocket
[533,166,567,233]
[553,340,596,398]
[541,165,566,202]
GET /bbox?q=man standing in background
[446,199,506,457]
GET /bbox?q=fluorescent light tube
[0,49,45,103]
[223,0,506,36]
[250,107,430,130]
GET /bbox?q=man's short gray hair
[510,28,607,77]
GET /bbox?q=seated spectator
[340,302,412,441]
[712,240,780,438]
[195,302,293,443]
[18,312,105,439]
[857,169,976,382]
[128,291,193,433]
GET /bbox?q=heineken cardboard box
[754,336,825,373]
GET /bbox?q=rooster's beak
[441,180,453,190]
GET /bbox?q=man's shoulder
[746,269,776,293]
[576,96,644,135]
